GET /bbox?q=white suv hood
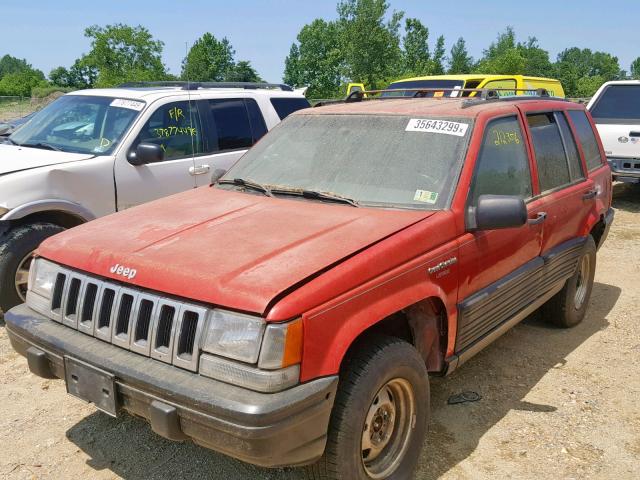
[0,144,96,175]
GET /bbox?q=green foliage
[337,0,403,88]
[632,58,640,79]
[284,19,344,98]
[182,33,235,81]
[402,18,430,76]
[555,47,622,96]
[224,61,263,82]
[82,23,168,87]
[448,37,473,74]
[430,35,446,75]
[0,69,46,97]
[0,55,33,80]
[49,58,97,89]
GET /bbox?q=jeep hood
[38,187,432,315]
[0,144,96,175]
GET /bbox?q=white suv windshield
[221,114,472,210]
[590,85,640,123]
[10,95,144,155]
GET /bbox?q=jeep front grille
[39,267,207,372]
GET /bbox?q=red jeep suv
[6,89,613,480]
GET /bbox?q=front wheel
[0,222,65,313]
[305,335,429,480]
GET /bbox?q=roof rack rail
[315,87,564,107]
[117,81,294,92]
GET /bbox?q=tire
[0,223,64,313]
[541,235,597,328]
[304,335,429,480]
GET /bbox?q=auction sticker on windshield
[406,119,469,137]
[110,99,145,111]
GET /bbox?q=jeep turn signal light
[258,318,303,369]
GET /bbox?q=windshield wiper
[20,142,62,151]
[271,188,360,207]
[218,178,273,197]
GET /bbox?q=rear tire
[0,223,64,314]
[542,235,596,328]
[304,335,429,480]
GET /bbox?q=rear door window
[590,85,640,123]
[209,98,265,151]
[469,116,532,205]
[483,79,517,97]
[527,112,579,192]
[270,97,311,119]
[556,112,584,181]
[568,110,604,171]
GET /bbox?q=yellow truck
[380,74,565,98]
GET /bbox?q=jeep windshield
[220,114,472,210]
[381,79,465,97]
[9,95,144,155]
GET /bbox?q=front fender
[0,199,96,222]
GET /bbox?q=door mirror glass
[128,142,164,166]
[469,194,527,231]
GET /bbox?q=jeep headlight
[201,311,303,392]
[29,258,58,299]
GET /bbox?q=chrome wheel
[574,255,590,310]
[14,252,33,303]
[361,378,415,479]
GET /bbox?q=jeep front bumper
[5,304,338,468]
[607,157,640,183]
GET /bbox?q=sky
[1,0,638,82]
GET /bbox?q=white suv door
[114,99,201,210]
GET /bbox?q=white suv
[587,80,640,183]
[0,82,310,312]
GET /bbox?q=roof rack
[117,81,294,92]
[313,87,566,108]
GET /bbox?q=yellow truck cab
[383,74,565,98]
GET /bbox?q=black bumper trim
[6,304,338,468]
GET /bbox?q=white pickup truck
[587,80,640,183]
[0,82,310,312]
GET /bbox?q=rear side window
[270,98,311,120]
[568,110,603,171]
[483,79,517,97]
[527,113,572,192]
[590,85,640,123]
[209,99,265,151]
[469,116,532,205]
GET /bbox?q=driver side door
[114,99,201,210]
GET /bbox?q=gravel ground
[1,183,639,480]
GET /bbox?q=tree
[224,61,263,82]
[430,35,446,75]
[517,37,552,77]
[448,37,473,74]
[82,23,168,87]
[284,19,344,98]
[181,33,235,82]
[554,47,622,96]
[337,0,404,88]
[402,18,430,76]
[49,58,97,89]
[283,43,302,87]
[0,55,33,80]
[632,58,640,79]
[0,69,46,96]
[476,27,525,74]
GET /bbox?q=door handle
[629,131,640,137]
[189,164,210,176]
[528,212,547,225]
[582,189,597,200]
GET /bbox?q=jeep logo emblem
[109,263,137,280]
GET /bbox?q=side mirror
[467,195,527,231]
[127,142,164,166]
[210,168,227,185]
